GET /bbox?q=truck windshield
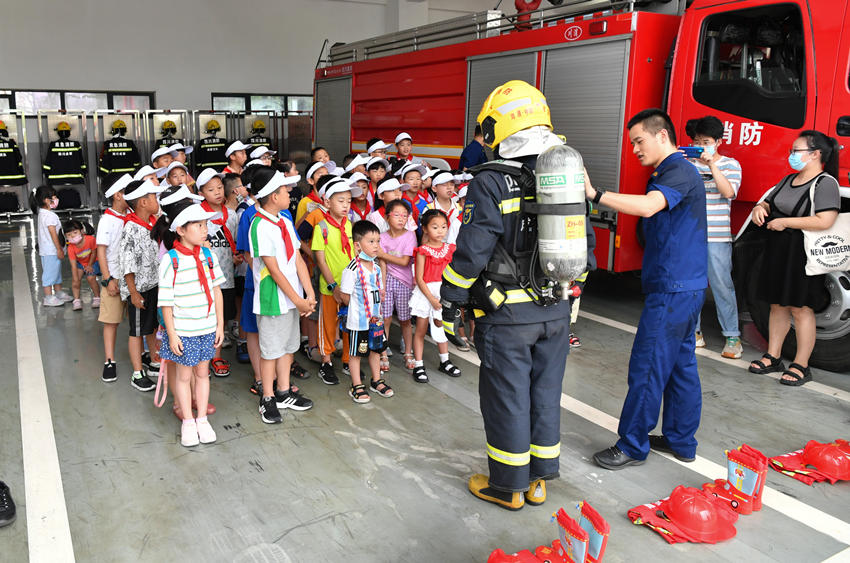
[692,3,805,129]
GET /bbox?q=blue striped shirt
[690,156,742,243]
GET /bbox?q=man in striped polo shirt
[685,116,743,359]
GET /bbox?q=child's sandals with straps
[349,384,371,403]
[369,378,394,397]
[404,353,416,371]
[412,365,429,383]
[379,353,390,373]
[438,360,462,378]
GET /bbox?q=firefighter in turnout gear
[440,80,595,510]
[98,119,141,176]
[245,119,272,151]
[195,119,228,172]
[44,121,86,185]
[0,120,27,186]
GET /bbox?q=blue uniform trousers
[616,290,705,460]
[475,317,570,492]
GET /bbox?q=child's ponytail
[30,185,56,214]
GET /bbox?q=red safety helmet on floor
[802,440,850,482]
[659,485,738,544]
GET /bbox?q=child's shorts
[308,267,321,322]
[76,261,101,276]
[40,254,62,286]
[381,273,413,321]
[160,330,215,367]
[98,291,125,324]
[234,275,245,296]
[409,281,442,320]
[257,309,300,360]
[348,328,386,357]
[240,288,258,333]
[222,288,237,321]
[128,287,159,337]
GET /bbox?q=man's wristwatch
[101,276,115,288]
[592,187,606,205]
[326,281,338,292]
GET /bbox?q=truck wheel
[744,253,850,373]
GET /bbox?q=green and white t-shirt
[157,249,225,336]
[249,207,302,316]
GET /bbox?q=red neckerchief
[416,190,432,207]
[306,191,323,205]
[321,212,352,258]
[351,200,371,221]
[431,199,458,227]
[126,212,153,231]
[200,201,237,256]
[401,193,420,222]
[173,241,214,314]
[104,208,128,224]
[258,209,294,261]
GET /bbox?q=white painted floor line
[12,237,76,562]
[435,327,850,548]
[821,547,850,562]
[578,310,850,404]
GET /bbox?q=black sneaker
[275,389,314,411]
[102,360,117,383]
[259,396,283,424]
[141,352,160,374]
[319,362,339,385]
[342,363,351,378]
[0,481,15,527]
[130,370,156,392]
[249,380,263,396]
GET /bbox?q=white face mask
[702,144,717,157]
[68,234,82,245]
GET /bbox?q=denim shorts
[40,254,62,287]
[76,261,101,276]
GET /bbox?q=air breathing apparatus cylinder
[534,143,587,297]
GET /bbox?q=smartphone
[679,146,705,159]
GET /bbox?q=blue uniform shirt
[459,140,488,170]
[641,152,708,294]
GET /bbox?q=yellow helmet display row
[205,119,221,133]
[476,80,552,148]
[55,121,71,132]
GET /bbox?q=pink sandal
[404,353,416,371]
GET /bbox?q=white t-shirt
[157,249,225,336]
[95,210,125,277]
[249,207,303,316]
[37,209,61,256]
[206,206,239,289]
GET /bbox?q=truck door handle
[837,116,850,136]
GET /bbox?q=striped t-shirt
[340,258,382,332]
[157,249,225,336]
[690,156,742,243]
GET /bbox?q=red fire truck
[313,0,850,371]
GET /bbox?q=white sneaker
[695,331,706,348]
[43,294,64,307]
[196,419,217,444]
[72,298,82,311]
[54,290,74,303]
[221,334,232,349]
[181,420,200,447]
[91,297,100,308]
[721,337,743,359]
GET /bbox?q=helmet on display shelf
[161,119,178,136]
[205,119,221,134]
[111,119,128,136]
[251,119,266,134]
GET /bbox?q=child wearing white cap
[366,178,418,233]
[295,160,329,225]
[390,132,414,175]
[157,201,226,447]
[223,141,251,175]
[347,172,371,224]
[120,180,166,392]
[424,171,462,245]
[365,157,389,208]
[151,146,177,170]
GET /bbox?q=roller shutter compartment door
[466,52,537,157]
[543,39,629,192]
[315,77,352,162]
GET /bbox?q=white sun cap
[160,185,204,205]
[169,203,220,232]
[431,172,455,186]
[366,140,391,154]
[394,132,412,144]
[124,179,165,201]
[343,153,370,172]
[151,145,178,162]
[196,168,225,189]
[225,140,252,158]
[170,142,194,155]
[250,146,276,159]
[104,173,133,198]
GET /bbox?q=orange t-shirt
[68,235,98,267]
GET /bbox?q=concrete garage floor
[1,221,849,562]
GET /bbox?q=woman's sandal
[349,384,371,403]
[779,362,813,387]
[290,360,310,380]
[380,353,390,373]
[412,365,429,383]
[438,360,462,378]
[748,353,785,374]
[370,378,394,397]
[404,353,416,371]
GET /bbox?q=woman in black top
[748,130,841,386]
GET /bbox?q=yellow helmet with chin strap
[55,121,72,132]
[476,80,552,148]
[161,119,177,135]
[111,119,127,135]
[251,119,266,133]
[205,119,221,133]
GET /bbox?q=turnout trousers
[475,317,570,492]
[616,290,705,460]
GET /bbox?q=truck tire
[743,252,850,373]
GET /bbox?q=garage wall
[0,0,502,108]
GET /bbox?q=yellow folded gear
[525,478,546,506]
[468,474,525,511]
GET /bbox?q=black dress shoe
[648,435,696,462]
[593,445,645,470]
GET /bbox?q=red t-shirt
[415,243,455,283]
[68,235,98,267]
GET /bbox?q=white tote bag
[803,176,850,275]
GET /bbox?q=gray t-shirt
[767,173,840,218]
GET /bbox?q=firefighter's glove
[440,298,460,337]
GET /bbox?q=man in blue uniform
[441,80,595,510]
[585,109,707,470]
